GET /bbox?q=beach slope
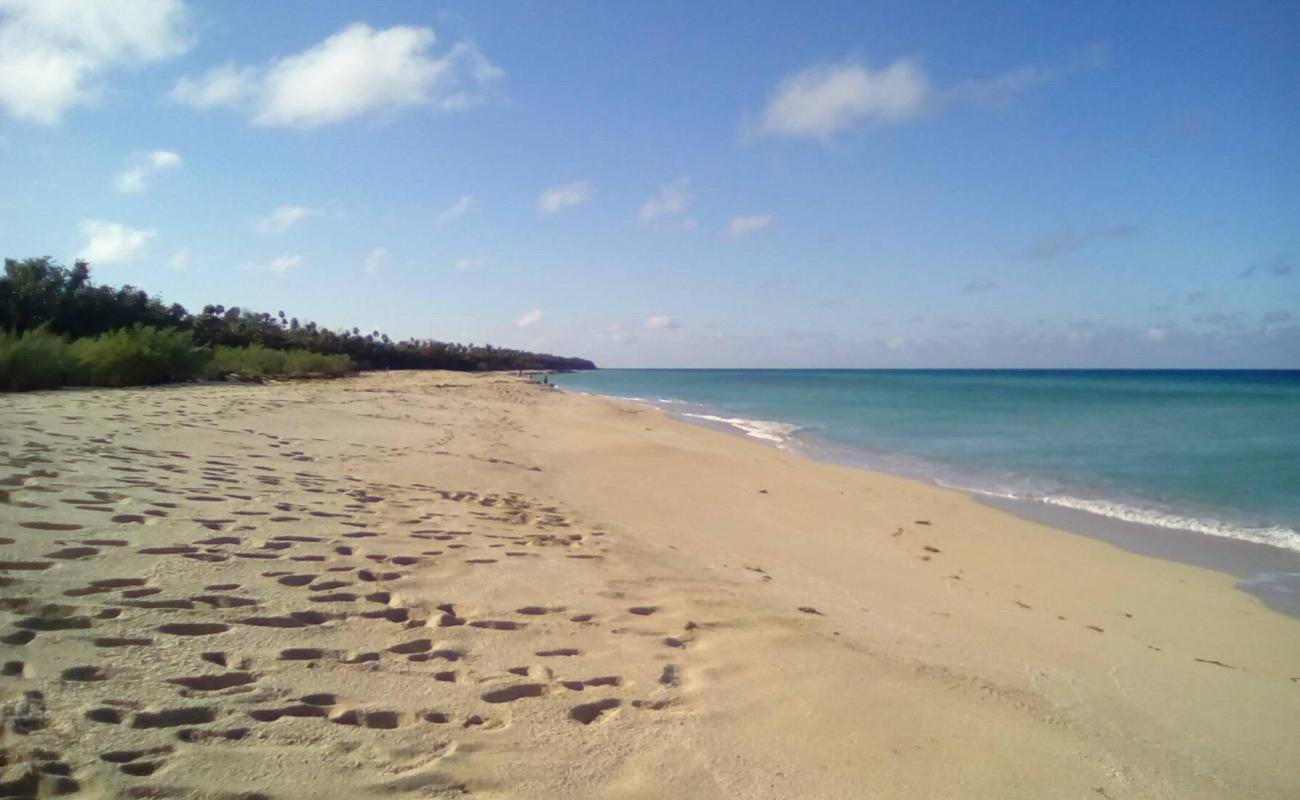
[2,372,1296,798]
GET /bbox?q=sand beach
[2,372,1298,799]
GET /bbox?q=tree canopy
[0,257,595,372]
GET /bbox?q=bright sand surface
[2,371,1298,798]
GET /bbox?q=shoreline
[5,371,1298,798]
[559,385,1300,618]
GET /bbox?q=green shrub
[0,328,75,391]
[0,326,353,392]
[69,326,204,387]
[203,344,352,380]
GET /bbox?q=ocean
[553,370,1300,566]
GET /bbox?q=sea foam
[681,413,802,445]
[1036,494,1300,554]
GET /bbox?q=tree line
[0,257,596,373]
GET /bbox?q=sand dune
[2,372,1297,798]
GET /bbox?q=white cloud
[1144,327,1168,343]
[516,308,543,327]
[170,23,502,128]
[728,214,773,237]
[453,256,486,272]
[538,181,589,214]
[253,205,318,234]
[77,220,155,264]
[886,335,908,351]
[170,63,256,109]
[437,194,474,225]
[645,314,678,330]
[608,323,634,344]
[639,177,692,223]
[947,65,1051,108]
[361,247,387,274]
[168,247,190,272]
[0,0,191,124]
[258,253,303,273]
[757,60,928,140]
[115,149,182,193]
[946,45,1106,109]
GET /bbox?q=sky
[1,0,1297,368]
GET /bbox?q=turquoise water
[553,370,1300,554]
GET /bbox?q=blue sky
[1,0,1297,367]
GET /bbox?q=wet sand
[2,372,1297,798]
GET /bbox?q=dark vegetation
[0,256,595,392]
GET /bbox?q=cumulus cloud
[1024,224,1138,260]
[1239,253,1293,278]
[115,149,182,193]
[77,220,155,264]
[639,177,693,224]
[886,336,908,351]
[963,278,997,293]
[168,248,190,272]
[171,23,502,127]
[361,247,387,274]
[453,256,486,272]
[1144,327,1168,342]
[644,314,679,330]
[608,323,635,344]
[170,63,255,109]
[756,60,929,140]
[752,47,1104,142]
[0,0,191,124]
[253,205,318,234]
[728,214,773,237]
[437,194,474,225]
[538,181,589,214]
[516,308,542,327]
[257,253,303,273]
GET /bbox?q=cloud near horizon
[361,247,387,274]
[516,308,543,327]
[0,0,191,124]
[645,314,679,330]
[77,220,155,264]
[170,23,502,128]
[1024,224,1138,260]
[168,248,190,272]
[256,253,303,273]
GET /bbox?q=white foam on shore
[1036,494,1300,554]
[945,481,1300,553]
[681,413,802,445]
[573,386,1300,557]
